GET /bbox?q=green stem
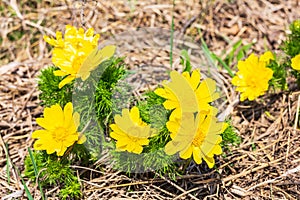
[170,0,175,70]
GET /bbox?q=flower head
[153,69,222,167]
[154,70,219,120]
[232,53,273,101]
[291,54,300,70]
[44,25,115,88]
[165,112,223,168]
[32,102,86,156]
[110,106,153,154]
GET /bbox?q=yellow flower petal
[72,112,80,130]
[56,146,68,156]
[110,124,127,137]
[291,54,300,70]
[58,75,75,88]
[192,147,202,164]
[137,138,149,146]
[166,121,180,136]
[129,106,141,125]
[202,154,215,168]
[53,70,69,76]
[33,139,44,150]
[31,130,48,139]
[78,45,116,81]
[132,145,143,154]
[63,102,73,122]
[77,133,86,144]
[259,51,274,64]
[182,69,201,90]
[154,88,170,99]
[114,111,133,135]
[36,104,63,129]
[167,71,199,112]
[163,99,179,110]
[179,145,193,159]
[116,139,128,149]
[196,78,219,104]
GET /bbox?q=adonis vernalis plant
[26,24,243,198]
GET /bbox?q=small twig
[70,165,106,175]
[289,95,300,161]
[0,135,19,189]
[247,165,300,191]
[223,147,300,183]
[151,184,176,198]
[154,172,200,200]
[173,186,203,200]
[24,20,55,37]
[83,179,163,191]
[180,15,198,35]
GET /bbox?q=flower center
[192,131,206,147]
[127,126,146,138]
[248,77,257,87]
[53,127,68,142]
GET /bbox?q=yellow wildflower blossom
[154,70,219,120]
[291,54,300,70]
[32,102,86,156]
[165,112,223,168]
[232,53,273,101]
[110,106,153,154]
[44,25,115,88]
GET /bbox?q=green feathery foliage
[220,121,241,155]
[283,19,300,58]
[94,57,127,126]
[24,151,82,199]
[268,58,288,91]
[282,19,300,86]
[38,66,73,107]
[70,57,127,159]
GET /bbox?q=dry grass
[0,0,299,199]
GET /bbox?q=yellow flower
[259,51,274,65]
[153,69,222,167]
[44,25,115,88]
[165,112,223,168]
[154,70,219,120]
[232,54,273,101]
[32,103,86,156]
[110,106,153,154]
[291,54,300,70]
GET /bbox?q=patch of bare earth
[0,0,299,199]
